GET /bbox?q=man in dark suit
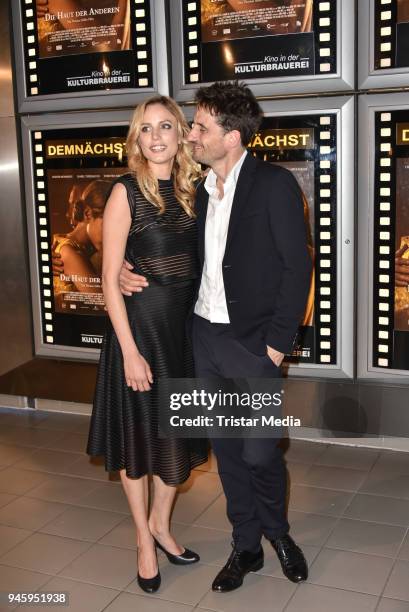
[187,81,311,592]
[119,81,311,592]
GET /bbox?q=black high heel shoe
[137,548,161,593]
[154,537,200,565]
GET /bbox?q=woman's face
[137,103,180,174]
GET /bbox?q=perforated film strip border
[31,130,54,344]
[313,0,337,75]
[374,0,397,70]
[21,0,153,96]
[182,0,337,84]
[372,111,395,368]
[316,113,337,364]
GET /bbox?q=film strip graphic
[30,130,54,344]
[315,113,337,364]
[372,111,396,368]
[313,0,337,75]
[21,0,153,96]
[183,0,338,84]
[374,0,397,70]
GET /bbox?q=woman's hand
[123,348,153,392]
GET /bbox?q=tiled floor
[0,408,408,612]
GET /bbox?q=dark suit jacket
[194,152,312,356]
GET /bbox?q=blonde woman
[87,96,208,593]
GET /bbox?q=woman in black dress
[87,96,208,592]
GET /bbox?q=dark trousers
[192,314,289,553]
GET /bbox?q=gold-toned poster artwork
[395,158,409,332]
[397,0,409,23]
[201,0,313,42]
[47,167,123,315]
[36,0,131,58]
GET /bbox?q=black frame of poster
[21,110,133,360]
[171,0,355,101]
[358,0,409,90]
[12,0,168,112]
[358,93,409,379]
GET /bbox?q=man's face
[187,106,229,168]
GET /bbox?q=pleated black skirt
[87,280,208,485]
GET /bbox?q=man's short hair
[194,81,263,146]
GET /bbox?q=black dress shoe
[137,570,161,593]
[154,537,200,565]
[270,534,308,583]
[212,546,264,592]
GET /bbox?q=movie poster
[248,121,319,363]
[24,1,152,95]
[35,126,128,348]
[394,158,409,332]
[199,0,315,81]
[396,0,409,67]
[47,167,124,316]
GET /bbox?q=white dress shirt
[194,151,247,323]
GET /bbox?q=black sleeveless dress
[87,173,208,485]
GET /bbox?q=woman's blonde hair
[126,95,201,216]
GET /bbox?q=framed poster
[12,0,168,112]
[359,0,409,90]
[358,93,409,378]
[184,95,354,377]
[21,110,132,360]
[171,0,354,101]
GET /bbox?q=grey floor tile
[0,444,35,468]
[315,445,379,471]
[32,413,90,433]
[0,410,48,429]
[67,455,110,481]
[0,427,66,449]
[0,533,90,574]
[285,461,311,484]
[0,525,32,557]
[198,572,296,612]
[301,465,367,491]
[0,564,51,592]
[76,482,130,514]
[33,576,119,612]
[284,583,378,612]
[287,511,338,547]
[377,597,409,611]
[373,452,409,475]
[127,562,215,605]
[0,497,68,530]
[194,495,231,532]
[344,494,409,527]
[360,470,409,500]
[384,560,409,601]
[308,548,393,595]
[41,433,88,454]
[288,484,354,516]
[261,542,320,579]
[59,544,137,589]
[325,518,406,557]
[397,531,409,560]
[40,506,125,542]
[172,472,223,525]
[0,492,17,509]
[27,474,99,504]
[14,449,80,475]
[283,440,327,464]
[105,592,194,612]
[0,467,48,495]
[170,525,232,567]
